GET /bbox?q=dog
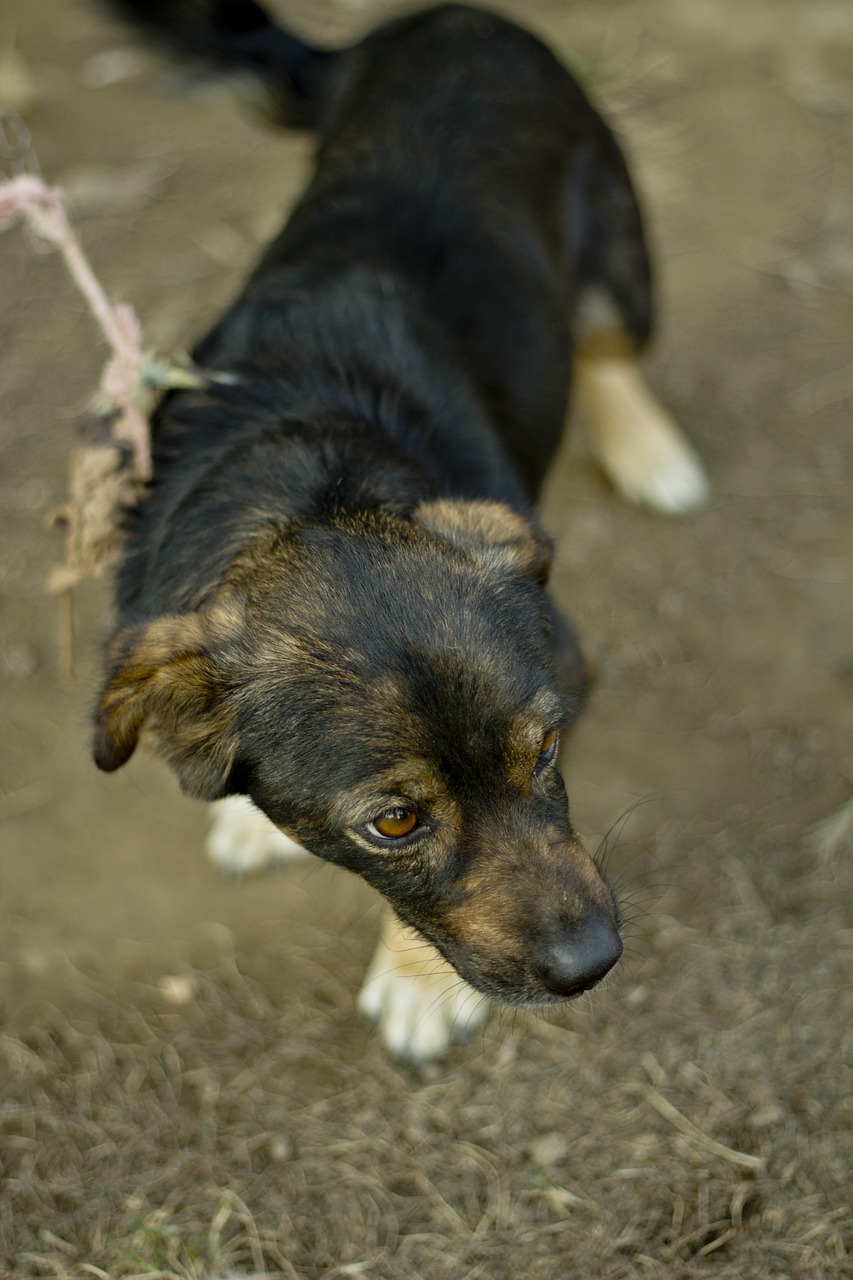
[93,0,708,1062]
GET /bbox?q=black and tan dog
[94,0,707,1061]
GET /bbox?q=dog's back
[241,7,581,482]
[95,0,708,1061]
[105,1,656,502]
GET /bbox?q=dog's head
[94,499,621,1004]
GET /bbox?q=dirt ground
[1,0,852,1276]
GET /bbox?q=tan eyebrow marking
[329,759,460,831]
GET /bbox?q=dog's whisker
[593,795,659,874]
[622,919,660,941]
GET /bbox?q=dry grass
[2,826,850,1280]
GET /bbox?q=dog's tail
[103,0,336,128]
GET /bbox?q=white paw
[578,356,709,514]
[607,435,706,514]
[206,795,312,876]
[358,929,489,1063]
[604,420,709,514]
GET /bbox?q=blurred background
[1,1,851,1276]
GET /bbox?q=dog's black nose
[535,917,623,998]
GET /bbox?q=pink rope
[0,172,152,479]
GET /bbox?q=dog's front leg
[358,909,489,1064]
[206,796,313,876]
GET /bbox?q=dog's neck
[117,375,529,620]
[189,260,533,509]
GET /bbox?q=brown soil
[1,1,852,1277]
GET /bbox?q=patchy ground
[1,0,852,1276]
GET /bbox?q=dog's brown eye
[535,728,559,772]
[371,807,419,839]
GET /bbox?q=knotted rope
[1,114,227,670]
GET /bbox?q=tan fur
[371,910,455,980]
[445,831,611,958]
[330,753,461,837]
[415,499,552,582]
[576,327,638,361]
[504,692,564,790]
[575,353,709,514]
[358,908,488,1062]
[93,597,245,798]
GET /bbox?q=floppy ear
[93,600,244,801]
[414,499,552,584]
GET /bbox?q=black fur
[93,2,655,1008]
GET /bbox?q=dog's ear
[415,499,552,584]
[93,599,244,800]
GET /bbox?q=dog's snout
[535,916,623,998]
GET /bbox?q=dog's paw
[578,356,709,514]
[358,920,489,1063]
[206,795,312,876]
[601,412,709,514]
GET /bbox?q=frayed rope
[1,117,232,670]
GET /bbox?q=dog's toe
[206,795,312,876]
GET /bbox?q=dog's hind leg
[570,135,709,514]
[206,795,312,876]
[358,909,489,1064]
[576,335,709,514]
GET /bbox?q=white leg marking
[206,795,312,876]
[358,911,489,1063]
[577,355,709,514]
